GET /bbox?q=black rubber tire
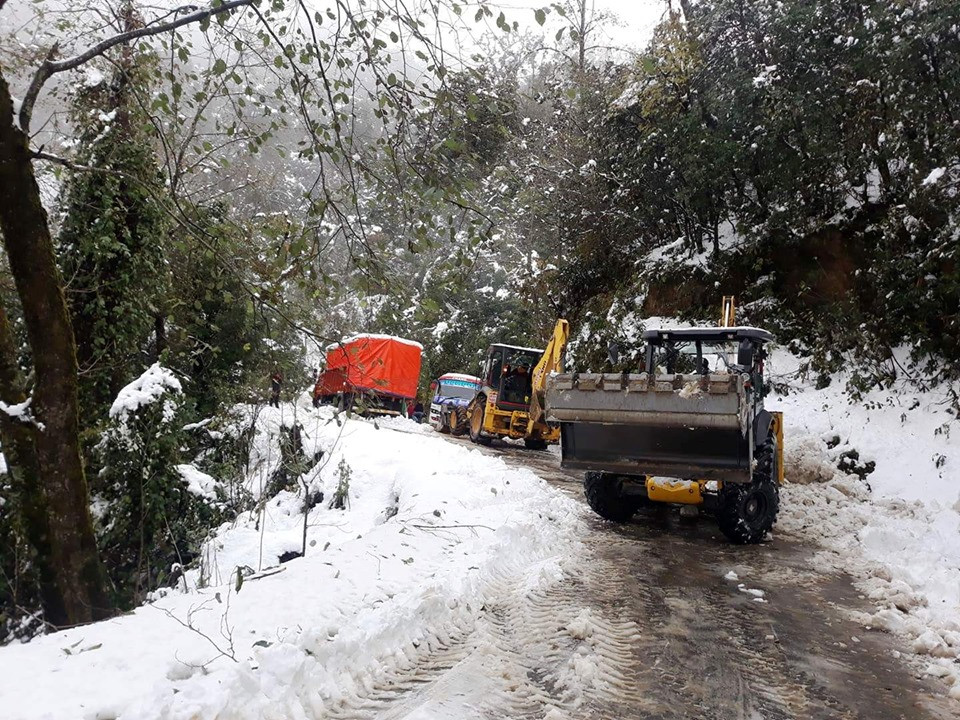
[437,411,450,434]
[450,407,470,437]
[584,472,637,523]
[716,439,780,544]
[524,437,548,450]
[450,406,468,436]
[468,401,492,445]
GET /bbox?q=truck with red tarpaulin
[313,334,423,416]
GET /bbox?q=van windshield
[437,381,478,400]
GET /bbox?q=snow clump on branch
[109,363,183,423]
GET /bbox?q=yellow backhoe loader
[467,319,570,450]
[545,299,785,544]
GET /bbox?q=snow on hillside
[0,402,586,720]
[768,352,960,697]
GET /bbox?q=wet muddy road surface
[343,434,959,720]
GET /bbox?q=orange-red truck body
[315,335,423,401]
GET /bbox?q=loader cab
[642,327,773,396]
[481,343,543,411]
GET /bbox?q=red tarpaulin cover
[316,335,423,400]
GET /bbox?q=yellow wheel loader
[545,302,785,544]
[467,319,570,450]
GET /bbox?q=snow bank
[769,351,956,505]
[372,414,433,434]
[769,350,960,695]
[0,401,584,720]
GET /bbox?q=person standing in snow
[270,370,283,407]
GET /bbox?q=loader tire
[450,406,468,436]
[524,437,548,451]
[716,440,779,544]
[584,472,637,523]
[469,401,492,446]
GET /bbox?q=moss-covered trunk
[0,304,65,621]
[0,71,112,626]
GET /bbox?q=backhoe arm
[528,319,570,430]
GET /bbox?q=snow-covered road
[2,398,959,719]
[433,437,960,720]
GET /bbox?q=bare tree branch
[19,0,256,133]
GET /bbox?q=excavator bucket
[545,372,754,483]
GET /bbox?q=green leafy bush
[94,364,221,607]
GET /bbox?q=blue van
[429,373,483,435]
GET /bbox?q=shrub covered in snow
[95,364,222,607]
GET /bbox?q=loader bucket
[545,372,754,483]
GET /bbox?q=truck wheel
[437,411,450,434]
[524,437,548,450]
[584,472,637,523]
[469,401,491,445]
[716,441,779,544]
[450,406,468,436]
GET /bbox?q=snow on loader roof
[642,326,775,342]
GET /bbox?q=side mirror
[607,341,620,366]
[737,340,754,367]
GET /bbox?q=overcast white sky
[493,0,668,52]
[584,0,666,50]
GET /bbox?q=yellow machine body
[479,397,562,443]
[646,478,704,505]
[473,319,570,445]
[771,410,785,484]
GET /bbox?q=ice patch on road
[567,609,596,640]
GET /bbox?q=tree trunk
[0,302,66,623]
[577,0,587,71]
[154,312,167,360]
[0,71,113,626]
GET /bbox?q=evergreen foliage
[94,365,219,607]
[163,207,304,417]
[558,1,960,385]
[57,41,169,422]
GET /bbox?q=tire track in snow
[587,527,866,720]
[438,436,960,719]
[323,543,642,719]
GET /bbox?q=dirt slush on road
[439,434,958,720]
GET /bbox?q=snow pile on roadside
[373,414,433,434]
[0,402,586,720]
[769,352,960,697]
